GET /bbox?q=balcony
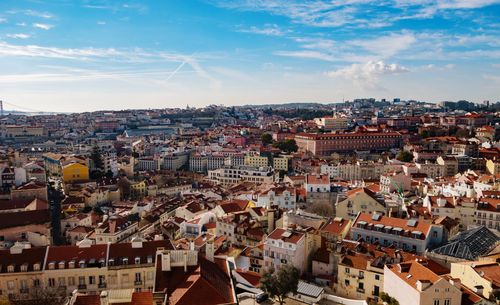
[20,288,29,294]
[357,274,364,279]
[356,288,365,293]
[78,284,87,290]
[98,283,107,289]
[134,280,143,286]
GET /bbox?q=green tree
[396,150,413,162]
[260,264,300,305]
[278,139,298,153]
[90,145,104,171]
[380,292,400,305]
[261,133,273,145]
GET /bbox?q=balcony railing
[356,288,365,293]
[78,284,87,290]
[98,283,107,288]
[19,288,29,294]
[134,280,143,286]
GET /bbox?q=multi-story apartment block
[423,195,477,229]
[475,196,500,231]
[256,186,296,209]
[208,166,276,186]
[0,125,46,139]
[93,215,139,244]
[244,155,269,168]
[295,132,402,156]
[380,171,411,194]
[450,261,500,302]
[135,156,161,172]
[336,187,387,220]
[264,228,306,273]
[0,238,172,298]
[384,259,462,305]
[351,213,445,254]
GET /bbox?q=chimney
[449,278,461,289]
[131,236,143,248]
[100,291,109,305]
[206,238,215,263]
[183,251,188,272]
[161,251,171,272]
[474,285,484,295]
[416,280,431,291]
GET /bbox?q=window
[78,277,85,286]
[135,257,141,265]
[433,300,440,305]
[444,300,451,305]
[20,264,28,272]
[345,267,350,274]
[135,272,142,283]
[89,276,95,285]
[345,279,350,286]
[33,279,40,287]
[68,277,75,286]
[375,274,380,280]
[48,278,56,287]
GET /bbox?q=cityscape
[0,1,500,305]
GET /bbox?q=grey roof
[432,226,499,260]
[296,280,324,298]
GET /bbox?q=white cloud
[327,60,409,87]
[6,33,31,39]
[97,21,106,25]
[8,9,53,19]
[0,42,219,88]
[238,24,288,36]
[274,50,337,62]
[0,18,7,24]
[16,22,27,26]
[33,23,54,30]
[437,0,500,9]
[349,32,416,58]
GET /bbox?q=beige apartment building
[0,238,173,299]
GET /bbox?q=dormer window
[68,261,75,269]
[7,265,15,273]
[135,257,141,265]
[122,258,128,265]
[79,260,85,268]
[147,256,153,264]
[58,261,65,269]
[33,263,40,271]
[108,259,114,267]
[20,264,28,272]
[48,262,55,270]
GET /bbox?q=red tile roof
[267,228,304,244]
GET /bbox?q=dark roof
[108,240,174,267]
[0,209,50,229]
[432,226,499,260]
[0,246,47,273]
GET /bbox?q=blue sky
[0,0,499,112]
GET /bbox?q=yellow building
[130,180,147,199]
[485,159,500,175]
[273,157,289,171]
[450,261,500,301]
[244,155,269,167]
[62,162,89,183]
